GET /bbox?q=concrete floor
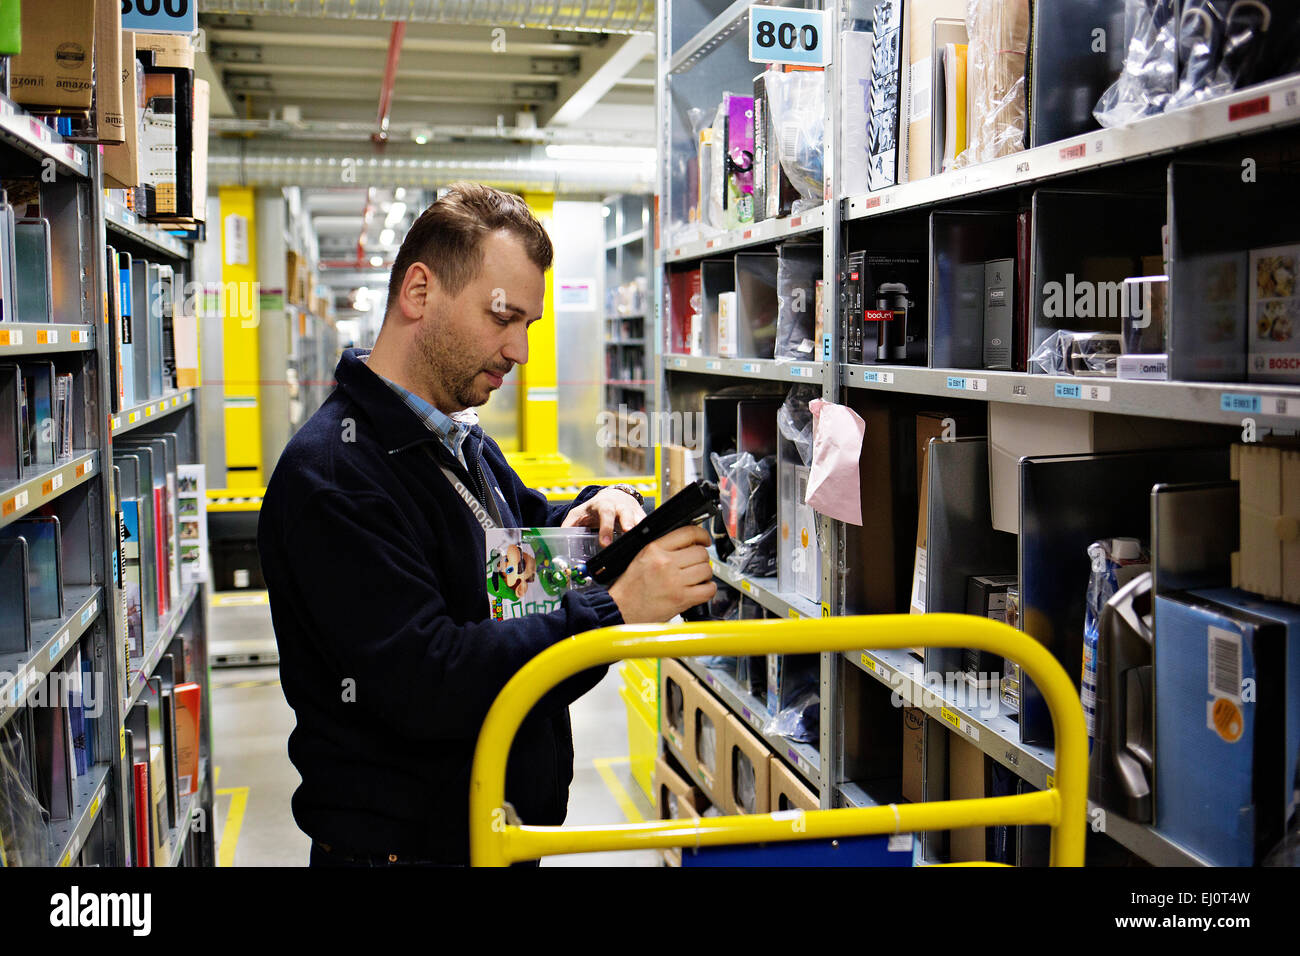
[210,635,660,867]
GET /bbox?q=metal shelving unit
[665,354,827,384]
[126,584,202,711]
[0,324,95,355]
[0,89,214,866]
[654,0,1300,867]
[111,389,197,437]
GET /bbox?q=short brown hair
[385,182,553,311]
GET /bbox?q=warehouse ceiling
[195,2,657,316]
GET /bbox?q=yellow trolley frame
[469,614,1087,867]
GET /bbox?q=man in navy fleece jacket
[258,183,715,866]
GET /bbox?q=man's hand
[607,524,716,624]
[562,487,646,547]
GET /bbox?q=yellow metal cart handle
[469,614,1088,867]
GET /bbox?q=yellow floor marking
[215,785,249,867]
[593,756,644,824]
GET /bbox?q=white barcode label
[888,833,914,852]
[780,122,799,161]
[1208,625,1242,702]
[179,775,192,793]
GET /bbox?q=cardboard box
[988,402,1210,534]
[662,443,690,499]
[721,713,771,815]
[173,682,200,796]
[770,754,818,812]
[658,657,695,758]
[1248,243,1300,384]
[102,34,140,189]
[902,707,925,804]
[655,754,709,866]
[1231,442,1300,605]
[92,0,125,144]
[9,0,96,111]
[686,681,728,801]
[135,31,195,70]
[947,732,986,862]
[149,744,169,866]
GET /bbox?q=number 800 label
[748,8,831,67]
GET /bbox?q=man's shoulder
[265,392,383,513]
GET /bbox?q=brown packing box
[191,78,209,223]
[135,31,195,70]
[658,657,694,758]
[655,754,709,866]
[1231,442,1300,604]
[92,0,124,144]
[721,713,771,815]
[686,680,728,802]
[902,707,925,803]
[663,443,688,499]
[947,732,986,862]
[769,755,818,812]
[9,0,96,111]
[988,403,1212,534]
[102,32,139,188]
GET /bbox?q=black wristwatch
[609,483,645,507]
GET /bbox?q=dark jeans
[310,842,540,868]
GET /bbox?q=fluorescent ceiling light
[380,228,395,246]
[545,144,656,164]
[393,187,406,201]
[370,256,384,267]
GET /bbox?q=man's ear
[398,261,433,321]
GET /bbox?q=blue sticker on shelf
[122,0,197,36]
[1055,383,1083,399]
[822,334,833,362]
[946,376,966,390]
[1221,393,1261,413]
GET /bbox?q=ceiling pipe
[210,117,654,148]
[207,140,655,195]
[198,0,654,34]
[372,21,406,146]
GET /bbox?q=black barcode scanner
[586,481,721,585]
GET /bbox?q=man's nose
[502,323,529,366]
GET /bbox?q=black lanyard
[425,443,504,531]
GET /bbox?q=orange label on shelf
[41,480,52,496]
[2,498,14,516]
[0,330,9,345]
[37,330,49,344]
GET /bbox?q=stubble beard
[415,311,487,410]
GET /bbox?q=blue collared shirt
[360,352,475,468]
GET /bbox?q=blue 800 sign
[122,0,190,14]
[754,18,819,52]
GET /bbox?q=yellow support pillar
[219,186,263,488]
[521,191,558,455]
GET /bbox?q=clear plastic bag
[777,384,819,467]
[775,243,822,362]
[710,450,779,576]
[764,688,820,744]
[733,749,759,813]
[0,723,48,867]
[696,711,718,775]
[955,0,1031,167]
[1029,330,1124,376]
[1094,0,1181,127]
[762,69,825,211]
